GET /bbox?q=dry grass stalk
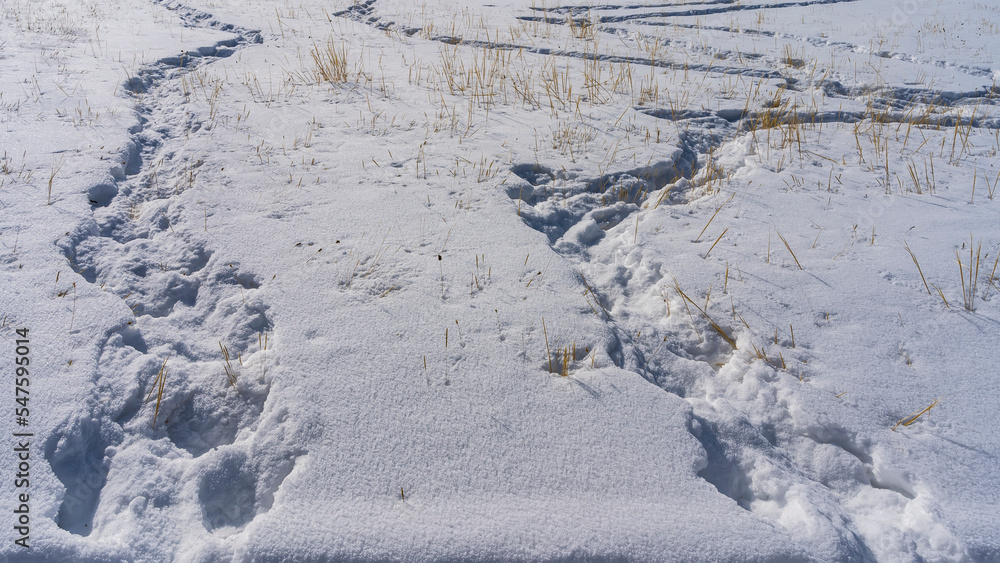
[219,342,238,388]
[892,397,942,431]
[703,228,728,260]
[775,229,803,269]
[674,283,738,350]
[145,353,171,429]
[695,202,726,242]
[931,283,950,308]
[48,157,64,205]
[956,236,982,312]
[542,317,553,373]
[903,241,931,295]
[579,274,612,320]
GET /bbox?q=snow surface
[1,0,999,560]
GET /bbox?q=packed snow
[1,0,999,560]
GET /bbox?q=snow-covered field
[2,0,999,560]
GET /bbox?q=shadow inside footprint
[88,182,118,208]
[44,417,115,536]
[200,451,257,534]
[690,415,754,511]
[166,384,268,457]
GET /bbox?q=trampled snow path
[46,0,305,543]
[331,0,979,556]
[505,133,953,557]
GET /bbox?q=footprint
[87,183,119,208]
[43,417,116,536]
[199,450,257,533]
[165,369,271,457]
[688,414,755,510]
[199,441,304,535]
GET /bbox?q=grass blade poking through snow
[695,203,725,242]
[220,342,238,388]
[702,228,728,260]
[892,397,942,431]
[903,241,932,295]
[311,39,348,83]
[673,282,738,350]
[956,236,981,312]
[775,229,803,270]
[145,353,170,429]
[542,317,553,374]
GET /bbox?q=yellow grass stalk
[145,353,171,429]
[695,204,725,242]
[892,397,942,431]
[703,228,729,260]
[775,229,803,269]
[674,284,738,350]
[219,342,238,387]
[903,241,931,295]
[542,317,553,373]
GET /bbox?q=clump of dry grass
[219,342,238,388]
[311,39,348,83]
[567,14,596,40]
[956,236,982,312]
[551,121,596,159]
[541,317,581,376]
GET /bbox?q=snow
[1,0,999,560]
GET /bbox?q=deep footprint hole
[87,182,118,208]
[44,417,116,536]
[200,451,257,533]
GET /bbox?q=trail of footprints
[530,0,862,20]
[507,131,935,556]
[339,0,947,554]
[45,1,301,539]
[42,0,961,552]
[342,0,999,124]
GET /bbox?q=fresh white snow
[1,0,999,560]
